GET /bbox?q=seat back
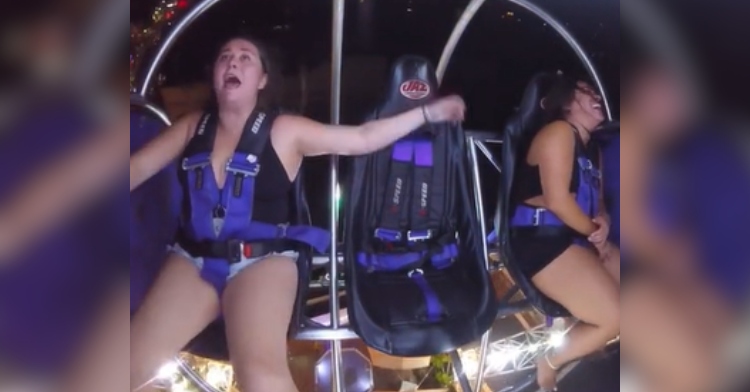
[495,72,570,317]
[345,55,498,357]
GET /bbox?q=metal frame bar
[130,94,172,126]
[328,0,346,390]
[466,137,492,391]
[137,0,225,97]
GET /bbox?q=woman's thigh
[532,245,619,325]
[130,253,221,385]
[603,244,621,283]
[622,275,721,392]
[222,256,298,376]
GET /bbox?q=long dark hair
[540,73,586,124]
[205,31,281,112]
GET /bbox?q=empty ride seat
[344,55,498,357]
[494,72,570,318]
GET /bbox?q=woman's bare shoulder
[537,120,573,138]
[531,120,575,149]
[173,111,205,141]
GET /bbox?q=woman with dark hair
[127,34,465,392]
[509,74,619,391]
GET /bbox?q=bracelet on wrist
[421,105,431,123]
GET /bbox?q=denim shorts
[170,242,299,293]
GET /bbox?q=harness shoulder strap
[179,112,218,191]
[184,112,218,158]
[228,109,279,198]
[235,109,278,158]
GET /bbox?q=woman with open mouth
[508,73,620,392]
[126,32,467,392]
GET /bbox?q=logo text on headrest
[400,80,430,100]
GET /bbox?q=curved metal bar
[130,94,172,126]
[435,0,486,85]
[137,0,224,97]
[436,0,613,120]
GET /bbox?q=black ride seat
[184,168,318,360]
[344,55,498,357]
[494,72,571,318]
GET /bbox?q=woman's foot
[536,354,559,391]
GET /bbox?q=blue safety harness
[356,129,458,322]
[510,127,602,235]
[176,110,330,294]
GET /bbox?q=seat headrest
[376,55,439,117]
[504,72,557,140]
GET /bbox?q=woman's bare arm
[130,112,197,191]
[536,122,599,236]
[283,96,465,157]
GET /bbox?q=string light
[154,354,239,392]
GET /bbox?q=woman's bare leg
[622,274,721,392]
[223,256,299,392]
[130,254,221,391]
[61,278,130,392]
[533,245,620,390]
[603,245,621,283]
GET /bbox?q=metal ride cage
[130,0,612,390]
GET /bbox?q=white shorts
[170,242,299,282]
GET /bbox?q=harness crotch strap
[357,132,456,322]
[178,109,330,293]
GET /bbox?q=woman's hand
[588,215,610,245]
[424,95,466,123]
[595,240,616,260]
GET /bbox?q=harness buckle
[532,209,543,226]
[226,239,245,263]
[226,162,261,177]
[407,230,432,242]
[277,223,289,238]
[374,228,402,242]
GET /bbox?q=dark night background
[131,0,619,127]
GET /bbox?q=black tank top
[512,124,597,205]
[248,140,292,224]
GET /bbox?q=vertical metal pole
[467,138,491,391]
[467,138,489,265]
[329,0,346,390]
